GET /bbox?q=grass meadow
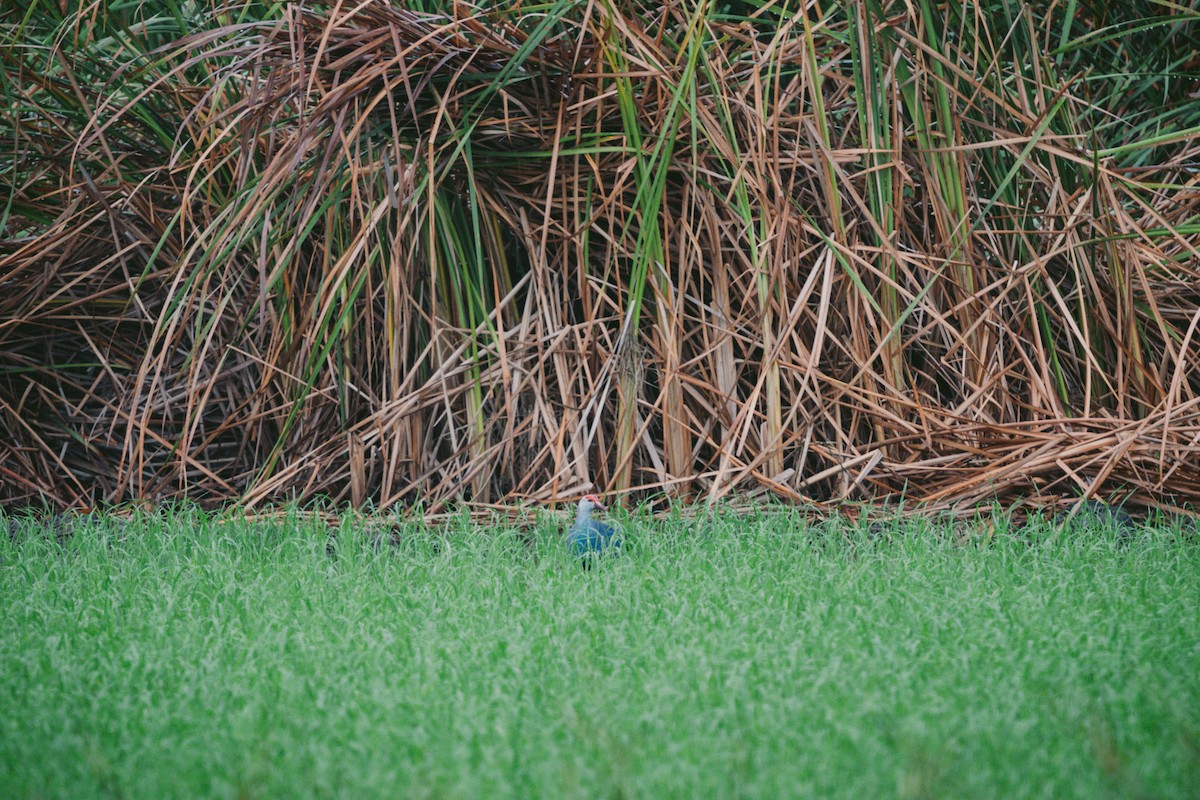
[2,510,1197,799]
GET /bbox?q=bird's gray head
[577,493,606,520]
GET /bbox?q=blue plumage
[567,495,621,564]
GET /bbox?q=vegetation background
[3,0,1200,514]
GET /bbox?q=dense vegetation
[2,510,1197,798]
[3,1,1200,512]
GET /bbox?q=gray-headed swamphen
[567,494,621,565]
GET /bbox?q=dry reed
[2,0,1199,516]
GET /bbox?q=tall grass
[2,0,1200,513]
[1,511,1198,797]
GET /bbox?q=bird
[567,494,621,565]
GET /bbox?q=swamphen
[567,494,621,565]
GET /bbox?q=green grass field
[2,510,1198,799]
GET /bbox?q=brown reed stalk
[2,0,1199,515]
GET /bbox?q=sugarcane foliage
[2,0,1200,513]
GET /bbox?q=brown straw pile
[3,1,1199,515]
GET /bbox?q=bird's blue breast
[568,521,619,556]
